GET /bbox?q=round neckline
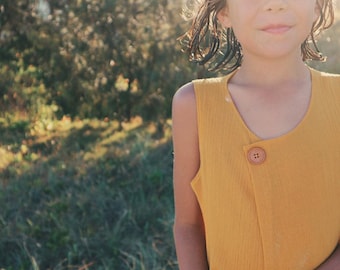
[223,67,318,142]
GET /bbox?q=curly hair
[179,0,335,72]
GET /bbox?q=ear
[217,7,232,28]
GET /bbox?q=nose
[263,0,288,11]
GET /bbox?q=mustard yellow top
[191,69,340,270]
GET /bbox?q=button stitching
[247,147,266,165]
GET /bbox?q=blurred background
[0,0,339,269]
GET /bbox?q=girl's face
[218,0,319,61]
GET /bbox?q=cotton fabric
[191,68,340,269]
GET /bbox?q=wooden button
[247,147,266,165]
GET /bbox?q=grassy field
[0,116,176,269]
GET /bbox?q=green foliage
[0,0,201,125]
[0,118,176,269]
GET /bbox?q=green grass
[0,117,177,269]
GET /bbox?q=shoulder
[312,68,340,82]
[172,75,230,113]
[172,82,200,176]
[318,71,340,79]
[173,76,228,105]
[310,68,340,95]
[172,82,197,117]
[172,82,198,149]
[173,82,196,105]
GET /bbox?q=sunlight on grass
[0,116,175,269]
[0,147,14,170]
[0,115,172,175]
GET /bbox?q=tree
[0,0,201,125]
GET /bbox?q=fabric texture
[191,68,340,270]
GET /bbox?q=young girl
[172,0,340,269]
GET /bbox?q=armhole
[190,167,202,201]
[190,167,201,186]
[192,80,201,187]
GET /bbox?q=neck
[232,53,310,90]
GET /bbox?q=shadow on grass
[0,119,176,270]
[0,120,31,145]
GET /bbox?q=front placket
[243,142,275,270]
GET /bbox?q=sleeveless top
[191,68,340,270]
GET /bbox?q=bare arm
[315,244,340,270]
[172,83,209,270]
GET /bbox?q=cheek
[228,10,251,31]
[299,6,319,33]
[313,0,321,21]
[313,10,320,23]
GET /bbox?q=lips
[261,24,292,34]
